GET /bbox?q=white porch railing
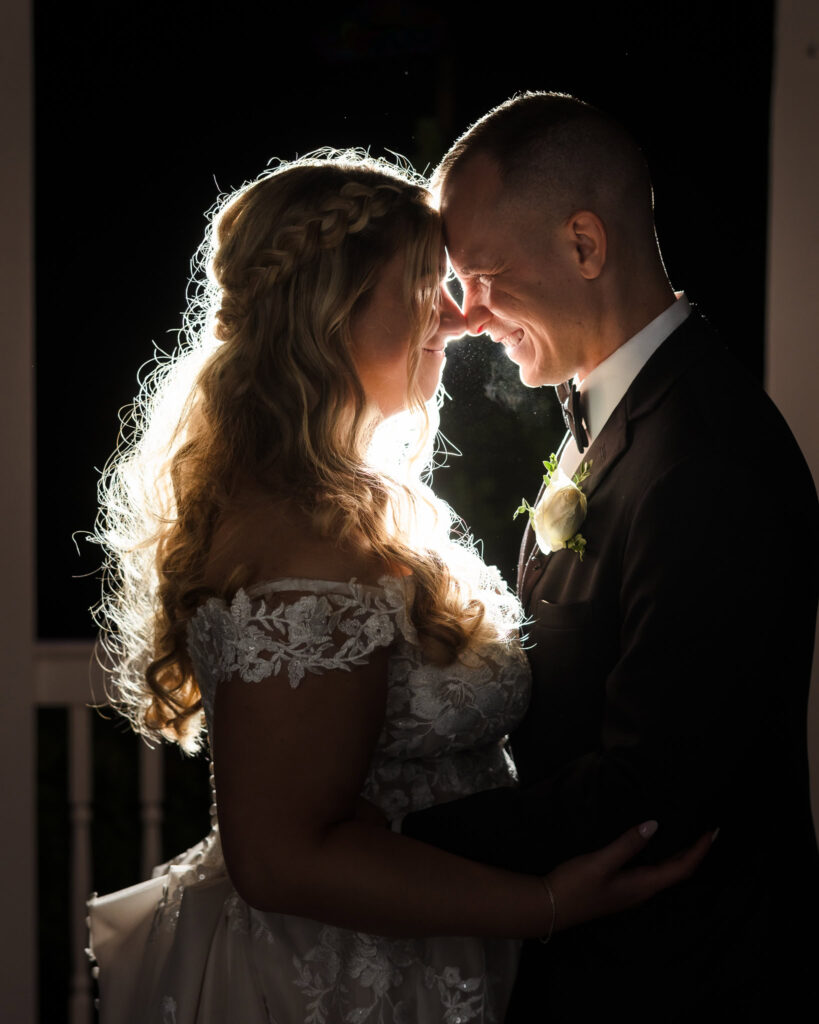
[36,641,164,1024]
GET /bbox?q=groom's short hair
[435,92,655,236]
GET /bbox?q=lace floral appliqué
[292,926,492,1024]
[188,580,403,693]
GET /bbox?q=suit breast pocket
[526,599,601,687]
[525,596,616,725]
[516,598,610,774]
[532,599,595,632]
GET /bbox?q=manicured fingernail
[711,827,720,843]
[638,820,658,838]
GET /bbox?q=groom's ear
[567,211,606,280]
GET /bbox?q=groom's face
[441,154,590,387]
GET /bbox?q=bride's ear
[567,211,606,280]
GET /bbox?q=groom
[403,93,819,1021]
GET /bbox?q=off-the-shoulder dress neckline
[240,575,411,599]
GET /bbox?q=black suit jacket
[404,312,819,1021]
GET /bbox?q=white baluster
[140,741,164,877]
[69,705,92,1024]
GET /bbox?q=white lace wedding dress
[88,575,531,1023]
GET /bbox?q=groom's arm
[404,450,819,873]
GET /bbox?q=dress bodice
[187,575,532,818]
[91,574,531,1024]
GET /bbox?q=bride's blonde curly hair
[94,150,521,753]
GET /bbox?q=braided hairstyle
[204,162,438,486]
[94,151,522,752]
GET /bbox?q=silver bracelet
[538,878,556,944]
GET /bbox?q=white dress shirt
[558,293,691,479]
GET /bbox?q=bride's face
[351,248,467,418]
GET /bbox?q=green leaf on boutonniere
[566,533,587,560]
[541,453,559,485]
[572,461,592,486]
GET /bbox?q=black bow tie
[555,380,589,454]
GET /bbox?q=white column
[767,0,819,836]
[36,642,108,1022]
[69,707,93,1024]
[0,0,35,1019]
[140,742,165,877]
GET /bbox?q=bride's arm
[212,635,709,939]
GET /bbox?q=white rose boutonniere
[514,454,592,560]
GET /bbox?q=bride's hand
[544,821,715,934]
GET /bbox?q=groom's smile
[439,153,599,388]
[494,328,525,351]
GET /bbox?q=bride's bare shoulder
[203,493,392,590]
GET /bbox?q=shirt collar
[578,292,691,441]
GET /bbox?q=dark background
[35,2,774,1020]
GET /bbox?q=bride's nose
[438,285,468,340]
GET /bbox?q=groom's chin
[515,363,552,389]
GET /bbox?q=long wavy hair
[93,151,521,752]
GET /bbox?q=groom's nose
[461,284,491,336]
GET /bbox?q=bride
[88,152,709,1023]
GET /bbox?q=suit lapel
[518,406,629,606]
[580,310,717,498]
[574,399,629,502]
[517,430,572,601]
[516,310,718,606]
